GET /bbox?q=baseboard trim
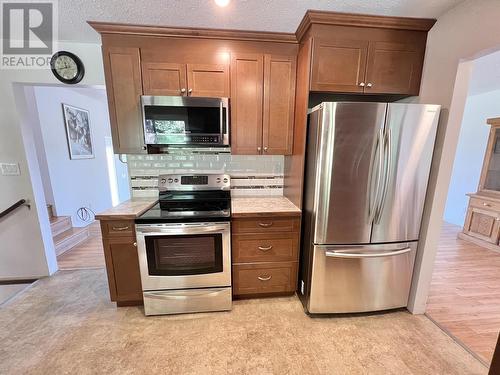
[0,278,37,285]
[457,232,500,254]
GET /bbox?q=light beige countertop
[95,198,158,220]
[231,196,301,218]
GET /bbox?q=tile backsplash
[127,154,284,198]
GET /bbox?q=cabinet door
[365,41,424,95]
[103,236,143,303]
[262,54,296,155]
[187,63,230,97]
[310,38,368,93]
[142,62,187,96]
[103,47,145,154]
[230,53,264,155]
[463,207,500,244]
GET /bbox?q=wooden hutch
[459,117,500,250]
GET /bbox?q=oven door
[136,222,231,291]
[141,96,229,146]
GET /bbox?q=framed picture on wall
[62,103,94,159]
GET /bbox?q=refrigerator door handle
[368,128,385,223]
[375,128,392,224]
[325,247,411,258]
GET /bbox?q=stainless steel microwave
[141,96,229,147]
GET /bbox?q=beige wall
[0,42,104,279]
[409,0,500,313]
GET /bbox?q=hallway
[426,222,500,364]
[56,222,105,270]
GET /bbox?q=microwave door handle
[220,101,224,139]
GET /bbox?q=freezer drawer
[307,242,417,314]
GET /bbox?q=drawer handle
[258,245,273,252]
[258,275,272,281]
[112,225,130,231]
[258,222,273,228]
[483,202,492,207]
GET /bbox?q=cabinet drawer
[232,233,299,263]
[469,197,500,212]
[232,217,300,234]
[101,220,135,237]
[232,262,297,296]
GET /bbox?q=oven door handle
[136,223,230,235]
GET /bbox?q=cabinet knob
[359,82,365,87]
[366,82,373,88]
[188,88,193,95]
[142,145,147,150]
[133,242,137,247]
[483,202,492,207]
[180,88,186,94]
[257,146,261,152]
[264,146,268,152]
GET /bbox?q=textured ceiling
[469,49,500,96]
[58,0,464,43]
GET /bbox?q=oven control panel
[159,174,230,191]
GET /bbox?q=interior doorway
[426,50,500,365]
[17,84,130,270]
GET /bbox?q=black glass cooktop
[135,204,231,224]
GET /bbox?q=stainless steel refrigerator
[299,102,440,314]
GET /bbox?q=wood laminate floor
[56,222,105,270]
[426,222,500,365]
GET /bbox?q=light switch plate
[0,163,20,176]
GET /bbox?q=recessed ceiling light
[215,0,230,7]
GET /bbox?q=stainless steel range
[135,174,232,316]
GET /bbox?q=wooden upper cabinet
[309,31,427,96]
[230,53,264,155]
[263,54,296,155]
[103,46,145,154]
[310,38,368,93]
[187,63,230,97]
[365,41,424,95]
[142,61,229,97]
[142,62,187,96]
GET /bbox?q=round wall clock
[50,51,85,84]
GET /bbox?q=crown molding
[296,10,436,41]
[88,21,298,44]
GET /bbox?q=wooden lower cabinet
[463,206,500,244]
[233,262,297,296]
[100,219,143,306]
[231,215,300,298]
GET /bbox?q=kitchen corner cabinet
[102,46,146,154]
[231,53,296,155]
[310,35,425,96]
[100,219,143,306]
[142,62,230,97]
